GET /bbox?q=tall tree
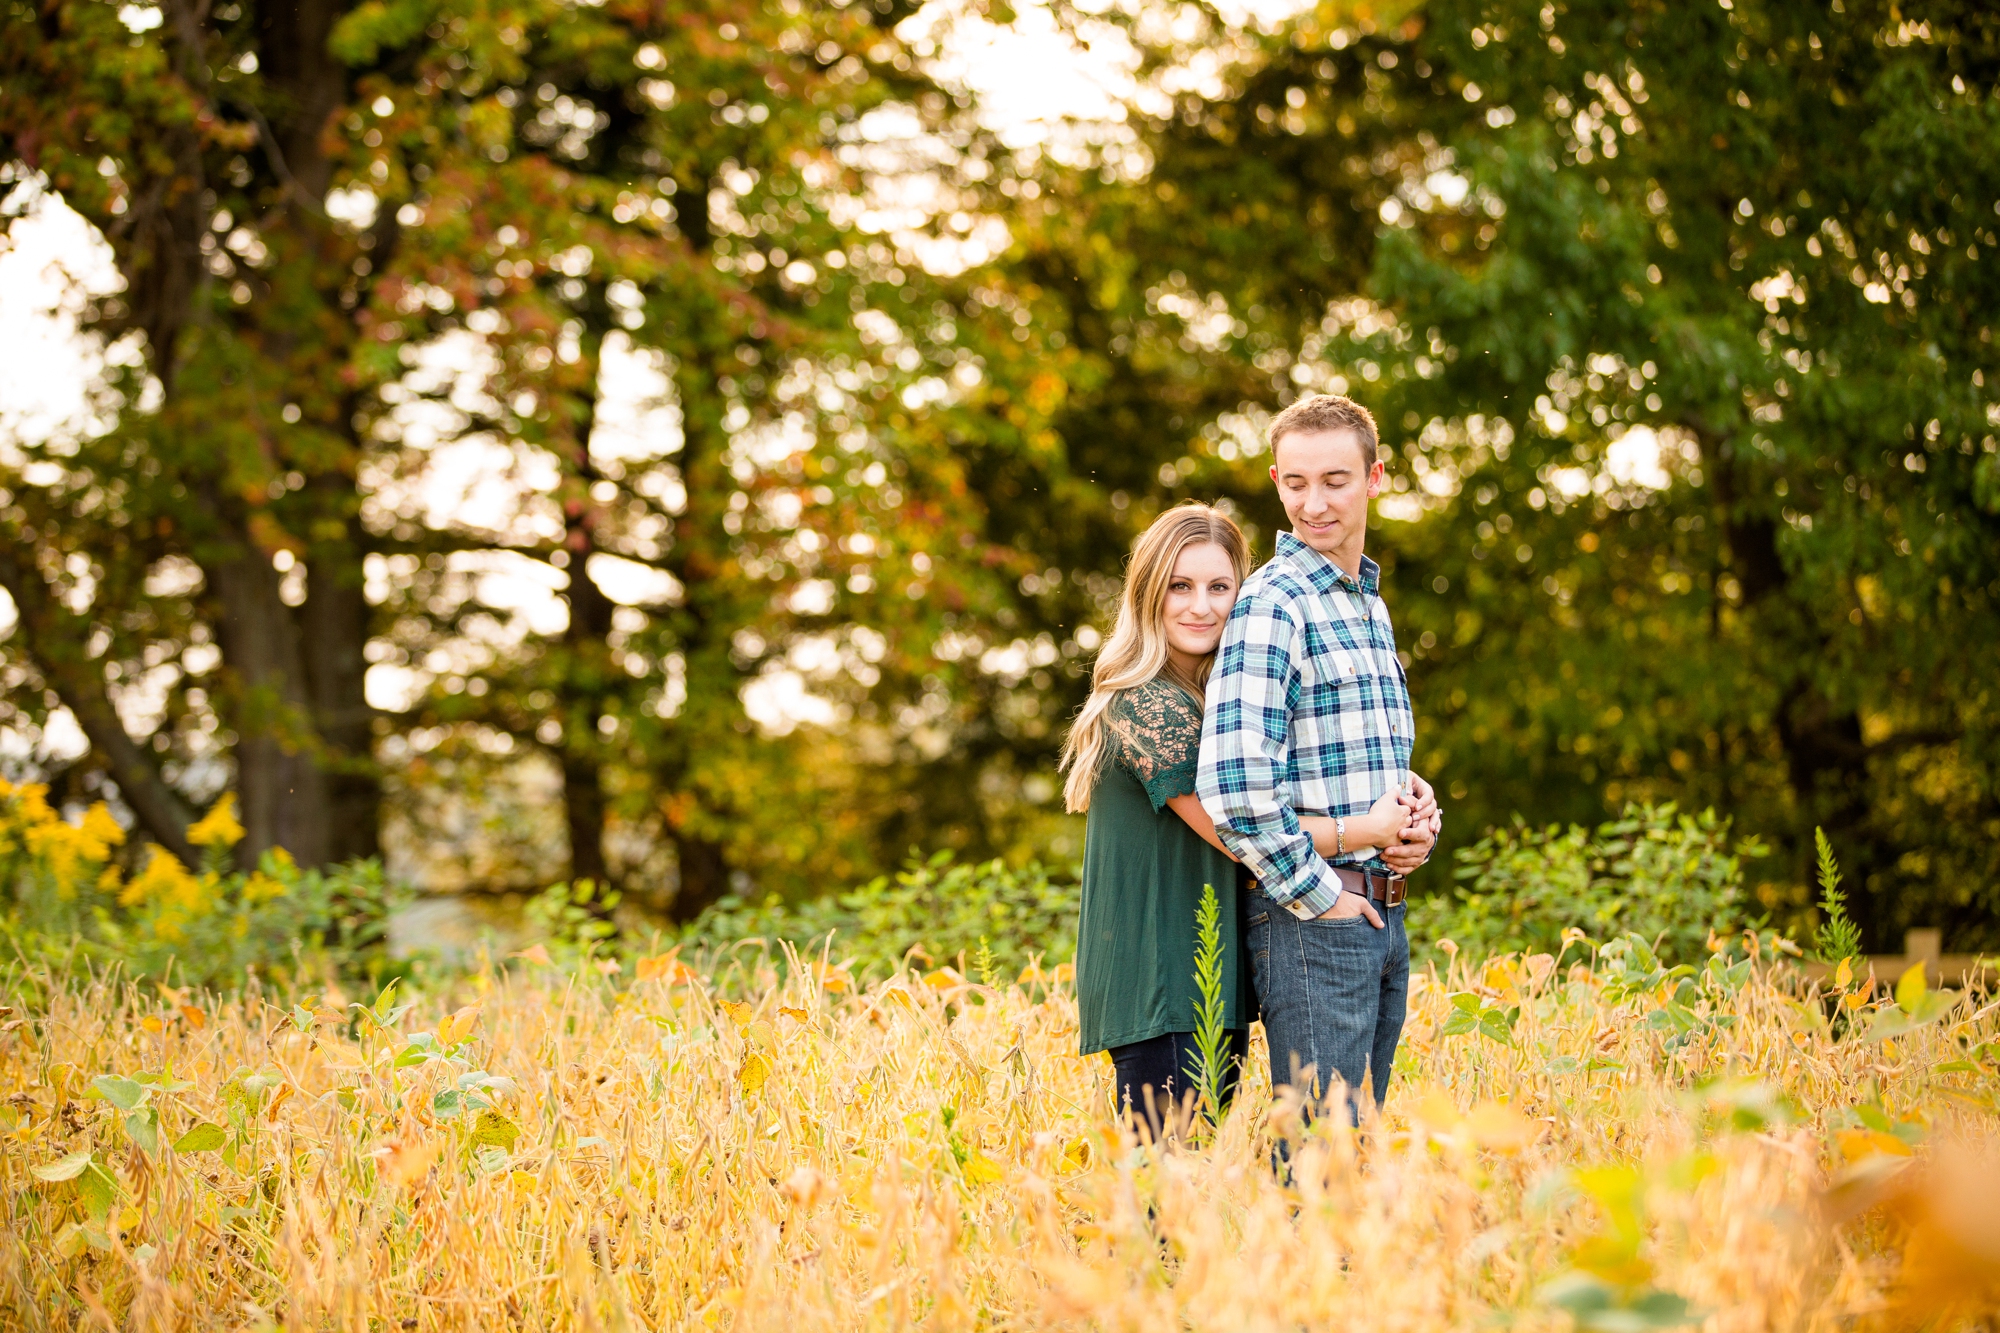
[980,0,2000,946]
[2,0,387,867]
[326,0,1027,914]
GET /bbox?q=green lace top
[1075,676,1253,1054]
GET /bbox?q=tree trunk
[1704,429,1884,938]
[659,342,742,920]
[207,549,330,868]
[667,829,732,924]
[560,378,617,887]
[302,540,379,863]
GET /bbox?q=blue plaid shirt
[1197,532,1415,917]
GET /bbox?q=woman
[1060,503,1420,1139]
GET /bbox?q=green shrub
[0,782,407,993]
[685,851,1078,982]
[1409,803,1763,964]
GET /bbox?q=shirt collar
[1274,531,1379,596]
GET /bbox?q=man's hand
[1379,787,1439,873]
[1379,838,1431,874]
[1317,890,1384,929]
[1400,773,1441,836]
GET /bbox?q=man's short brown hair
[1267,394,1379,468]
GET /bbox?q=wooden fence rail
[1793,929,1995,988]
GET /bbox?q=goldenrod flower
[242,871,289,904]
[187,794,246,849]
[23,800,125,898]
[123,846,205,910]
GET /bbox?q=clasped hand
[1375,775,1441,874]
[1313,776,1440,925]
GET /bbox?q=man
[1197,393,1439,1119]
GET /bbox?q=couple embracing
[1061,394,1443,1136]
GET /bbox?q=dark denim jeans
[1108,1029,1251,1143]
[1246,892,1409,1121]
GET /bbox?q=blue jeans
[1108,1029,1251,1142]
[1246,893,1409,1120]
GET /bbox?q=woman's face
[1161,541,1240,664]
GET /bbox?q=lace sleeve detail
[1105,678,1205,811]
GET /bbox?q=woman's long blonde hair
[1059,503,1249,813]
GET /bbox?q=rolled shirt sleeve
[1197,596,1346,918]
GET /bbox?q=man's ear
[1269,464,1280,486]
[1365,460,1385,498]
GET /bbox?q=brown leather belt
[1334,865,1406,908]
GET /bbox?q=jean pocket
[1306,912,1368,928]
[1246,911,1269,929]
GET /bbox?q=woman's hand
[1301,787,1409,858]
[1355,787,1417,850]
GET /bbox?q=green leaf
[125,1108,161,1155]
[92,1075,149,1111]
[76,1161,119,1222]
[134,1068,193,1093]
[31,1149,93,1183]
[173,1122,228,1153]
[224,1068,285,1108]
[394,1034,437,1068]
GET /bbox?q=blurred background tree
[3,0,1994,951]
[953,0,1999,949]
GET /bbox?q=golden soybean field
[1,940,1996,1332]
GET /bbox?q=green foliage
[1185,882,1233,1123]
[0,0,1025,917]
[1441,991,1520,1047]
[1861,961,1957,1045]
[0,782,405,993]
[1410,804,1760,964]
[983,0,2000,951]
[522,879,622,957]
[1811,829,1864,966]
[685,851,1077,982]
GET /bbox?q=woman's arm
[1299,788,1414,858]
[1165,793,1240,861]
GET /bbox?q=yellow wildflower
[187,793,245,849]
[13,782,55,826]
[24,801,125,898]
[242,871,289,904]
[123,846,206,910]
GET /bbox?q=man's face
[1269,427,1384,566]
